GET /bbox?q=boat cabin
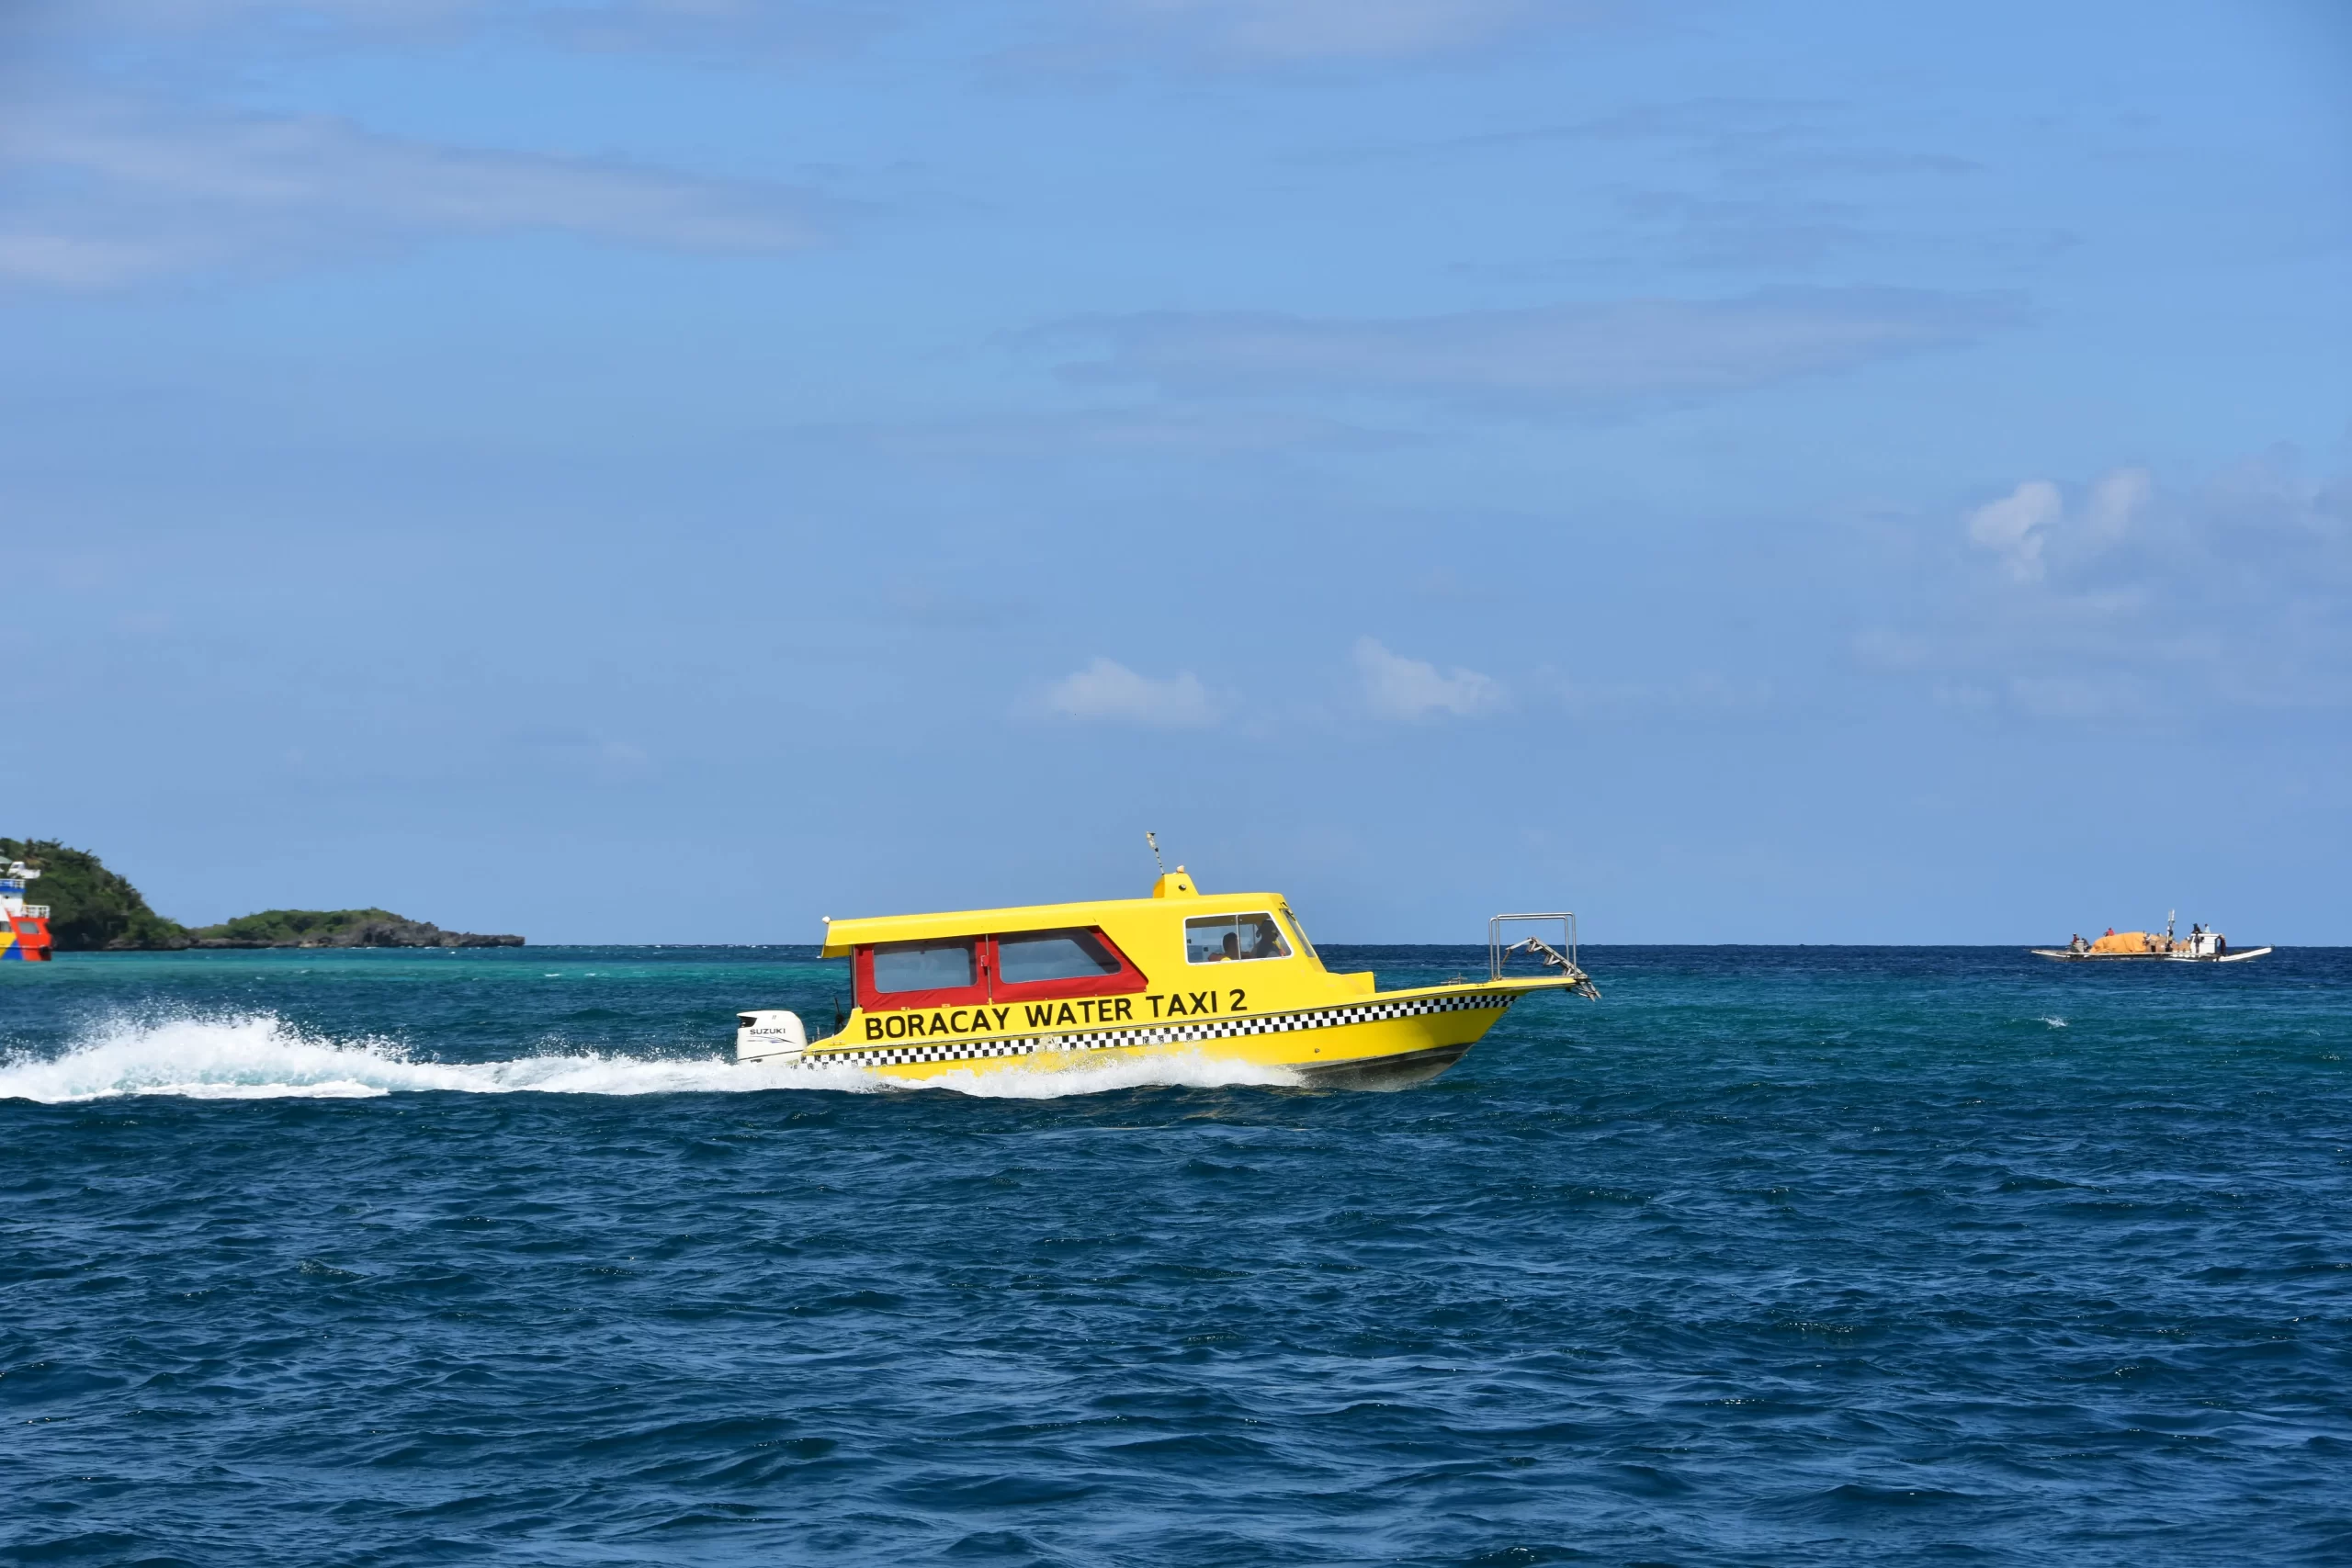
[818,869,1374,1043]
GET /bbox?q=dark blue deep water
[3,946,2347,1566]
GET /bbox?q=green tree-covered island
[2,840,524,951]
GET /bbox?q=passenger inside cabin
[1184,913,1293,964]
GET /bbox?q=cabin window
[871,939,977,994]
[855,937,990,1011]
[997,929,1123,986]
[856,928,1145,1010]
[1184,913,1291,964]
[989,926,1149,1001]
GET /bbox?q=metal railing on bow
[1487,912,1599,998]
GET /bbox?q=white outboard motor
[736,1010,808,1064]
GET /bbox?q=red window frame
[854,938,990,1012]
[988,927,1149,1004]
[854,927,1149,1010]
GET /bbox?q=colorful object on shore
[737,856,1599,1089]
[2032,912,2270,964]
[2,859,54,962]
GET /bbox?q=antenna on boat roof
[1146,830,1166,874]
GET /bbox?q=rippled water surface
[3,945,2347,1566]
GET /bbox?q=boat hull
[2030,947,2272,963]
[772,981,1561,1088]
[1295,1041,1472,1090]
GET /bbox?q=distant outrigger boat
[736,840,1598,1089]
[2032,913,2268,964]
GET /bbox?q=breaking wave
[0,1012,1298,1104]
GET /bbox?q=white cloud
[2085,466,2152,545]
[0,97,830,287]
[1966,479,2064,581]
[0,231,167,288]
[40,0,1538,66]
[1063,288,2021,411]
[32,0,879,54]
[1038,658,1216,727]
[1875,450,2351,719]
[1105,0,1542,63]
[1966,468,2156,583]
[1354,637,1501,719]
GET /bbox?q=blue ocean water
[2,945,2346,1566]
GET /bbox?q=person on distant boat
[2070,934,2088,954]
[2104,927,2115,936]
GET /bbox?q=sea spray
[0,1010,1300,1103]
[912,1049,1299,1099]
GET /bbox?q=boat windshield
[1277,904,1317,960]
[1184,913,1290,964]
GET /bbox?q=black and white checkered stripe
[795,988,1520,1071]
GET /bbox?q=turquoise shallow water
[1,945,2347,1565]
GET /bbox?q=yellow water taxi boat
[737,862,1598,1089]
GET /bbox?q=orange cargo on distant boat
[2088,931,2154,955]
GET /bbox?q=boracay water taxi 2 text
[737,860,1598,1089]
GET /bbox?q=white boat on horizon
[2031,913,2270,964]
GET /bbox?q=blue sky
[6,0,2348,943]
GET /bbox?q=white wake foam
[906,1050,1299,1099]
[0,1013,1298,1104]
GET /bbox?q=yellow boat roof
[820,870,1283,957]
